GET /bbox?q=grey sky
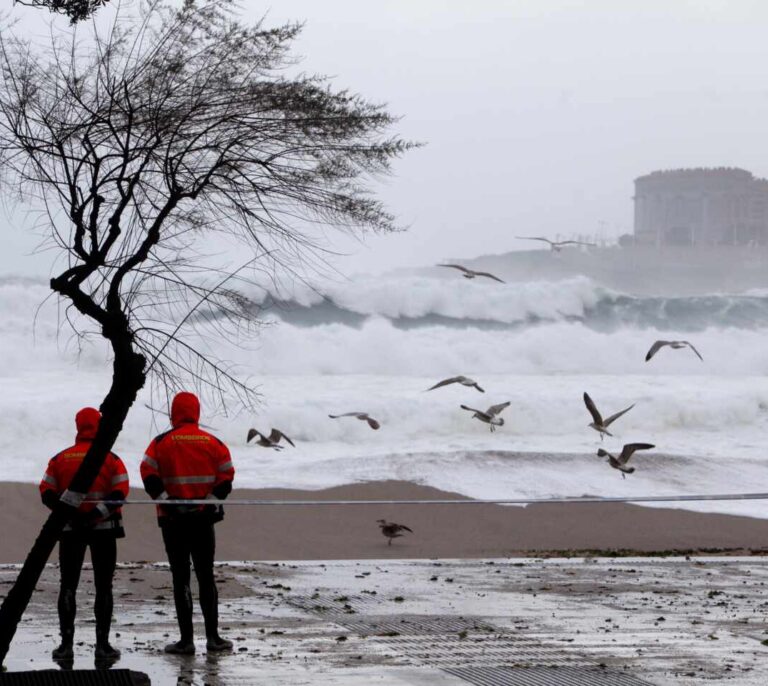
[5,0,768,276]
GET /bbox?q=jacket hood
[75,407,101,442]
[171,392,200,428]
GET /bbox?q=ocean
[4,272,768,518]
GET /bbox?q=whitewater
[3,273,768,519]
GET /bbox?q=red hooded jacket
[141,392,234,523]
[39,407,129,536]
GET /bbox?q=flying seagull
[645,340,703,362]
[583,392,634,440]
[246,428,295,450]
[460,401,511,432]
[437,264,505,283]
[427,375,485,393]
[516,236,596,252]
[597,443,655,478]
[329,412,381,430]
[377,519,413,546]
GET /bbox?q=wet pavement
[2,557,768,684]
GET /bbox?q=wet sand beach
[2,480,768,563]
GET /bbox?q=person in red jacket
[141,391,235,655]
[39,407,129,662]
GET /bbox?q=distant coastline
[462,244,768,296]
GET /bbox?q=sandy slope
[3,480,768,563]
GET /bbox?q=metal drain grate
[445,666,655,686]
[287,594,656,685]
[342,614,497,636]
[368,634,578,668]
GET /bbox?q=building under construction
[633,167,768,246]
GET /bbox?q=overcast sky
[5,0,768,276]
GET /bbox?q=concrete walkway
[3,557,768,684]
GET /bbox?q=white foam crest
[0,278,109,375]
[220,373,768,518]
[228,373,768,448]
[5,275,768,520]
[249,315,768,377]
[248,274,605,323]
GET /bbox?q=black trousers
[161,520,219,641]
[58,533,117,643]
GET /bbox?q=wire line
[96,492,768,506]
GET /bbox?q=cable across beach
[92,491,768,506]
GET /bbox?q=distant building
[633,167,768,246]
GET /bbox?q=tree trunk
[0,339,145,666]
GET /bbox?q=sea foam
[4,275,768,518]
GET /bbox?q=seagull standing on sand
[329,412,381,430]
[437,264,505,283]
[246,428,295,450]
[427,376,485,393]
[645,340,703,362]
[460,401,511,432]
[377,519,413,546]
[597,443,655,478]
[516,236,596,252]
[583,392,634,440]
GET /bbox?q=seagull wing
[366,417,381,430]
[603,403,635,428]
[427,376,461,391]
[516,236,552,245]
[329,412,363,419]
[270,429,295,447]
[438,263,470,274]
[682,341,703,361]
[474,382,485,393]
[583,392,603,424]
[619,443,655,464]
[487,401,511,417]
[475,271,505,283]
[460,404,482,414]
[246,428,259,443]
[558,241,596,247]
[645,340,669,362]
[398,524,413,533]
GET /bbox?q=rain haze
[4,2,768,681]
[0,0,764,496]
[0,0,766,501]
[5,0,768,275]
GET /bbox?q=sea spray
[3,275,768,519]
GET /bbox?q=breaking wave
[3,273,768,520]
[248,275,768,332]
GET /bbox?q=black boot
[94,642,121,671]
[165,583,195,655]
[200,578,232,652]
[164,640,196,655]
[95,584,120,661]
[95,643,121,660]
[206,635,233,652]
[53,589,75,660]
[51,640,74,661]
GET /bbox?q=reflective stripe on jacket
[141,424,234,518]
[39,443,130,532]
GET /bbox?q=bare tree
[13,0,111,23]
[0,0,413,664]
